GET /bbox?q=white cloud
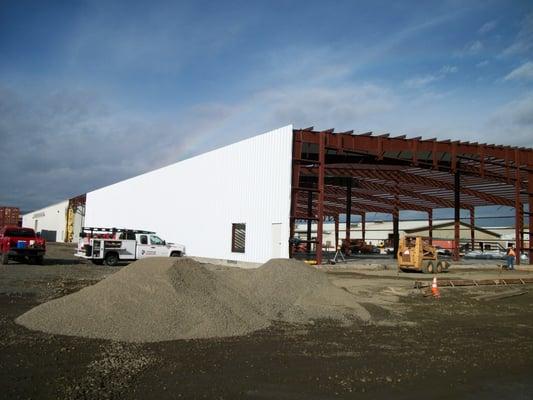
[404,74,439,89]
[403,65,458,89]
[504,61,533,81]
[439,65,458,74]
[478,20,497,35]
[486,92,533,146]
[461,40,484,55]
[502,13,533,56]
[0,85,242,210]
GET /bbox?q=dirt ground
[1,243,532,399]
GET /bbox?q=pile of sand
[16,258,370,342]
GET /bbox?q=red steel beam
[294,129,533,169]
[515,151,522,265]
[320,180,435,212]
[346,178,352,243]
[529,170,533,265]
[355,180,461,209]
[334,215,339,250]
[428,210,433,245]
[453,170,461,262]
[289,134,303,258]
[316,131,326,265]
[322,193,395,215]
[304,164,515,207]
[362,212,366,243]
[470,208,475,252]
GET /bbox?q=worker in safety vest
[506,245,516,270]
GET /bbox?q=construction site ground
[1,243,532,399]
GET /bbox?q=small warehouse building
[83,125,533,265]
[22,195,86,242]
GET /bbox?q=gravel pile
[16,257,370,342]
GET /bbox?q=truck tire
[423,261,434,274]
[0,253,8,265]
[170,251,182,257]
[436,261,444,274]
[104,252,119,266]
[36,256,44,265]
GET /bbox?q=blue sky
[1,0,532,216]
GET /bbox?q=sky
[1,0,532,220]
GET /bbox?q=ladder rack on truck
[76,227,186,266]
[80,227,156,240]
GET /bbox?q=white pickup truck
[75,227,186,266]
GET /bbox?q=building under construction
[80,125,532,265]
[289,127,532,265]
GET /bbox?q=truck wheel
[0,253,8,265]
[170,251,182,257]
[36,256,44,265]
[104,252,119,266]
[423,261,434,274]
[436,261,444,274]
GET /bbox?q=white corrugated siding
[85,125,294,263]
[22,200,69,242]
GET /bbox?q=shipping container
[0,206,20,228]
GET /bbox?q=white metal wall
[22,200,68,242]
[85,125,294,263]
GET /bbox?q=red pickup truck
[0,226,46,265]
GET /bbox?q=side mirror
[163,240,166,245]
[36,232,41,238]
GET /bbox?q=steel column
[334,215,339,250]
[316,132,326,265]
[306,190,313,255]
[428,210,433,245]
[529,169,533,264]
[453,169,461,261]
[393,185,399,258]
[515,157,522,265]
[362,212,366,243]
[392,210,399,259]
[515,205,522,266]
[470,208,475,252]
[289,134,302,258]
[345,178,352,242]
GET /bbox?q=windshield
[150,235,164,245]
[4,229,35,238]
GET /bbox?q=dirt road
[1,244,532,399]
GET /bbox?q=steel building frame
[289,128,533,265]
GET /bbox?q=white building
[84,126,293,263]
[23,125,531,263]
[295,220,505,250]
[22,200,68,242]
[22,196,86,243]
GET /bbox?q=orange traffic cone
[431,276,440,298]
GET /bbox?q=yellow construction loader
[397,236,450,273]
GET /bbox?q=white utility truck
[75,227,186,266]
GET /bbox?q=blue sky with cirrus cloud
[0,0,532,213]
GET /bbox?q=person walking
[506,245,516,270]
